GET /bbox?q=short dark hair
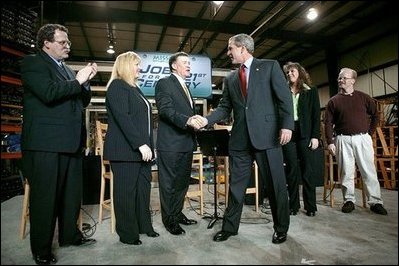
[36,24,68,49]
[169,52,189,72]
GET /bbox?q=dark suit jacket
[104,79,154,161]
[296,85,321,139]
[207,58,294,150]
[155,74,196,152]
[20,50,91,153]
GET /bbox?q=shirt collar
[48,55,63,67]
[242,56,254,69]
[172,73,187,88]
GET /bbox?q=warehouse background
[1,1,398,265]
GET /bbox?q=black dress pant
[157,151,193,227]
[22,151,83,256]
[222,148,290,234]
[282,122,317,212]
[110,161,154,242]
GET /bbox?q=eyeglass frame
[53,40,72,47]
[337,77,354,81]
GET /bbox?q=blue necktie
[59,62,71,79]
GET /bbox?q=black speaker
[82,155,102,205]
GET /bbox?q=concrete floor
[1,184,398,265]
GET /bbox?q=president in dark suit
[20,24,97,264]
[104,51,159,245]
[203,33,294,244]
[155,52,200,236]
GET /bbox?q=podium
[196,129,230,229]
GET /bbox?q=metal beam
[42,2,328,44]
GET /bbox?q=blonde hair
[107,51,141,88]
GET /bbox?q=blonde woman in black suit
[282,62,321,217]
[104,51,159,245]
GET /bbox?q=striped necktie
[59,62,71,79]
[182,83,193,108]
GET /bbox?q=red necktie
[239,64,247,98]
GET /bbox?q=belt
[338,132,367,136]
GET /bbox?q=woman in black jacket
[104,51,159,245]
[282,62,321,217]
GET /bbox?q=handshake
[187,115,208,130]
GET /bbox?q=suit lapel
[61,63,75,79]
[134,86,150,107]
[233,69,246,102]
[57,65,69,79]
[246,59,261,100]
[171,75,193,110]
[39,51,71,80]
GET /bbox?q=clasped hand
[279,129,292,145]
[139,144,153,162]
[187,115,208,130]
[308,138,319,150]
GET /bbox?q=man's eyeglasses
[53,40,72,47]
[337,77,353,81]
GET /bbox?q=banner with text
[137,52,212,98]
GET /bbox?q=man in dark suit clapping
[21,24,97,265]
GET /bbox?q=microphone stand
[203,146,223,229]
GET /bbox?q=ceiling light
[106,40,115,54]
[211,1,224,17]
[107,46,115,54]
[307,8,318,20]
[106,26,116,55]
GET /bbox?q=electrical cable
[80,207,98,238]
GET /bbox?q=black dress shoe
[178,217,198,225]
[272,232,287,244]
[120,239,142,245]
[290,209,298,216]
[60,237,96,247]
[132,239,142,245]
[166,223,185,235]
[146,231,160,237]
[306,211,316,217]
[72,238,96,246]
[33,254,57,265]
[213,231,237,242]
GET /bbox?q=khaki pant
[335,133,383,205]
